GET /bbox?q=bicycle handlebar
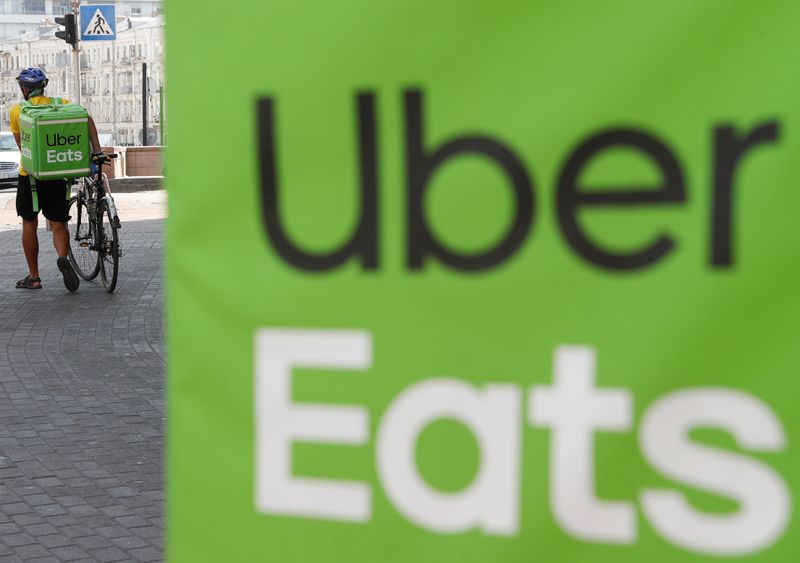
[91,153,118,166]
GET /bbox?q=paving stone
[89,546,129,562]
[1,532,35,547]
[11,514,45,527]
[21,523,58,536]
[74,534,113,550]
[129,546,163,562]
[12,544,50,559]
[36,533,74,549]
[1,503,34,516]
[94,525,129,539]
[47,545,89,561]
[0,521,21,534]
[32,504,67,517]
[114,514,150,529]
[111,534,150,549]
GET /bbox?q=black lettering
[256,93,378,271]
[45,133,80,147]
[711,122,779,267]
[556,129,685,271]
[405,90,534,271]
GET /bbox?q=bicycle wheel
[67,196,100,280]
[99,199,119,293]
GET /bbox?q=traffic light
[55,14,77,48]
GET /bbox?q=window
[53,0,71,15]
[132,8,142,16]
[0,135,18,151]
[16,1,45,15]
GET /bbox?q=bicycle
[67,153,122,293]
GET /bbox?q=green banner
[167,1,800,561]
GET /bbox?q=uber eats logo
[251,91,790,557]
[45,132,84,163]
[20,130,32,160]
[256,90,779,271]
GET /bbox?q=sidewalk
[0,190,166,562]
[0,189,167,232]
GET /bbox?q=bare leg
[50,220,69,257]
[21,217,40,281]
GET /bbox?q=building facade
[0,12,164,145]
[0,1,162,39]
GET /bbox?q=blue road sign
[80,4,116,41]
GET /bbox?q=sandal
[16,276,42,289]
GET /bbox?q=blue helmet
[16,67,48,90]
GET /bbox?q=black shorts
[16,175,71,222]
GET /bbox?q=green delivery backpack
[19,98,91,179]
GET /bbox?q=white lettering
[251,332,792,557]
[254,328,372,522]
[639,388,790,556]
[377,378,520,535]
[45,149,84,164]
[529,346,635,543]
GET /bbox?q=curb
[109,176,165,192]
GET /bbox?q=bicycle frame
[73,159,121,252]
[68,153,122,292]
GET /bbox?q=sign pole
[112,38,117,143]
[72,1,80,104]
[72,46,80,105]
[77,3,117,135]
[142,62,148,146]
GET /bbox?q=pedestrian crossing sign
[80,4,116,41]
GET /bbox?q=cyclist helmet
[16,67,48,93]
